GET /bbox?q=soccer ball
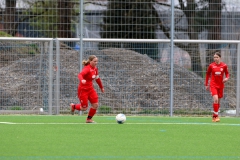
[116,113,126,124]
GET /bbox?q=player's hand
[101,88,104,93]
[81,79,86,84]
[223,78,229,83]
[205,86,209,90]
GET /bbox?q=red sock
[75,104,81,111]
[217,104,220,112]
[213,103,218,117]
[87,108,96,119]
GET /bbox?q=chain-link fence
[0,38,239,117]
[0,1,240,39]
[0,38,53,114]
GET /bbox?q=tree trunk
[57,0,72,38]
[206,0,222,68]
[3,0,17,36]
[188,43,203,77]
[184,0,203,77]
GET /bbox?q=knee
[213,96,218,104]
[92,103,99,109]
[213,100,218,104]
[81,104,88,111]
[81,107,88,111]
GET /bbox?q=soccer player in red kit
[205,52,229,122]
[70,55,104,123]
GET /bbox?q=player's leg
[86,89,98,123]
[70,89,88,115]
[212,95,220,121]
[70,103,76,115]
[215,88,223,122]
[217,88,223,110]
[86,103,98,123]
[210,87,220,122]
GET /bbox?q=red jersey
[205,62,229,88]
[78,64,103,90]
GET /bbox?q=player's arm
[96,78,104,93]
[95,69,104,93]
[78,67,89,84]
[205,65,211,90]
[223,65,230,83]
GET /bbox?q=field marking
[1,122,240,126]
[0,122,17,124]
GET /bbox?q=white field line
[0,122,240,126]
[0,122,17,124]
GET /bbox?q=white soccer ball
[116,113,126,124]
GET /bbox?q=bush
[0,31,12,37]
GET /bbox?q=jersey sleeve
[95,68,103,89]
[96,78,103,89]
[224,65,230,79]
[78,66,89,81]
[205,65,212,86]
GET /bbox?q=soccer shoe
[70,103,75,115]
[212,117,220,122]
[215,117,220,122]
[86,119,96,123]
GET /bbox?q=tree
[15,0,78,38]
[158,0,224,77]
[99,0,159,60]
[2,0,78,38]
[99,0,224,76]
[26,0,76,38]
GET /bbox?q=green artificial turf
[0,116,240,160]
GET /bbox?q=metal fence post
[79,0,84,116]
[236,43,240,117]
[48,40,53,115]
[56,39,60,115]
[170,0,175,117]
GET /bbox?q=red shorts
[78,87,98,109]
[210,86,223,98]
